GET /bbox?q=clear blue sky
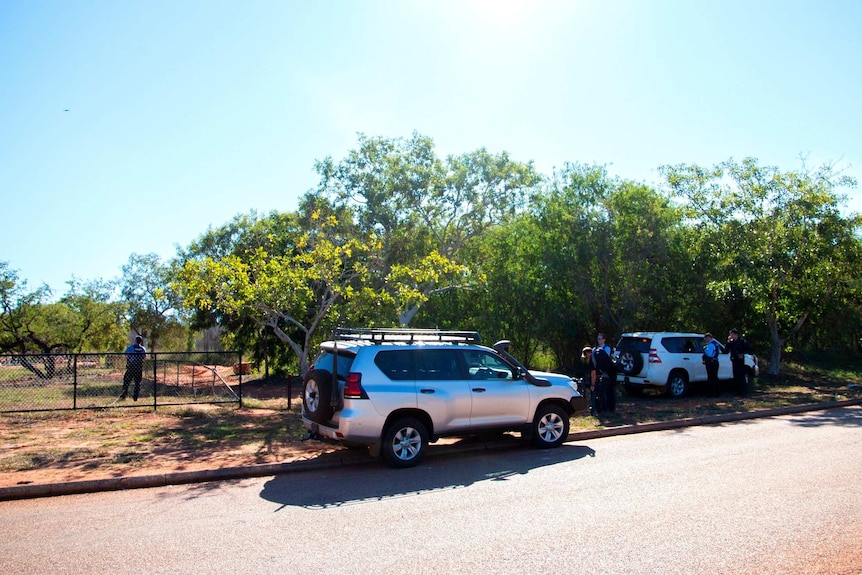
[2,0,861,297]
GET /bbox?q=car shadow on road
[259,442,596,510]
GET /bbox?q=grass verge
[1,360,860,480]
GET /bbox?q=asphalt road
[2,406,860,575]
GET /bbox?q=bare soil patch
[0,379,338,488]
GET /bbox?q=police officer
[591,333,617,413]
[121,335,147,401]
[726,329,752,395]
[703,332,720,397]
[577,346,601,415]
[576,346,593,407]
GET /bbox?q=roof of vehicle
[334,327,481,343]
[320,328,485,352]
[620,331,708,339]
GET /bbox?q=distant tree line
[3,133,860,377]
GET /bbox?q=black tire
[381,417,429,468]
[531,404,570,448]
[303,369,334,424]
[617,350,644,376]
[665,371,688,398]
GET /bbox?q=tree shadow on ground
[785,405,862,429]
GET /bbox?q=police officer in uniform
[703,332,720,397]
[590,333,617,413]
[576,346,593,410]
[121,335,147,401]
[726,329,752,395]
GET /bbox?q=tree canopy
[662,157,861,374]
[5,135,861,380]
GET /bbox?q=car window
[617,337,651,354]
[374,350,415,381]
[461,349,514,380]
[661,338,682,353]
[661,337,703,353]
[313,351,355,381]
[415,349,463,381]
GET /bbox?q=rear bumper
[618,375,658,388]
[301,415,379,444]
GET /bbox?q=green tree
[501,164,692,371]
[418,164,689,371]
[604,180,690,331]
[175,212,387,376]
[662,158,862,375]
[386,251,470,326]
[521,164,613,369]
[315,132,540,325]
[120,253,186,351]
[0,262,60,360]
[177,210,307,367]
[466,217,551,366]
[58,278,128,352]
[0,264,130,377]
[177,204,371,370]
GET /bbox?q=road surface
[2,406,860,574]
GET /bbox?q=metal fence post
[238,352,243,408]
[73,354,78,410]
[152,351,158,411]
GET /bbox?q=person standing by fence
[120,335,147,401]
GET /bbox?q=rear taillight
[648,349,661,363]
[344,372,364,398]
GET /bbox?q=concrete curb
[2,398,860,501]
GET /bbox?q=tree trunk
[398,305,419,327]
[767,318,784,377]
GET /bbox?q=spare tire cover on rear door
[617,350,644,376]
[303,369,334,423]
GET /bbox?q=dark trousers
[121,365,143,399]
[602,374,616,412]
[591,374,615,414]
[731,360,748,395]
[705,359,720,396]
[590,379,604,414]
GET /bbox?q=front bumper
[571,395,589,414]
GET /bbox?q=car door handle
[472,387,486,393]
[420,388,435,394]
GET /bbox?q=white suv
[301,328,588,468]
[614,332,758,398]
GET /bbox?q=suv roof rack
[333,328,482,344]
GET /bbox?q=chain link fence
[0,352,244,412]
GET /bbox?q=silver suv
[615,331,759,398]
[301,328,588,468]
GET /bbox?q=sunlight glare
[468,0,532,30]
